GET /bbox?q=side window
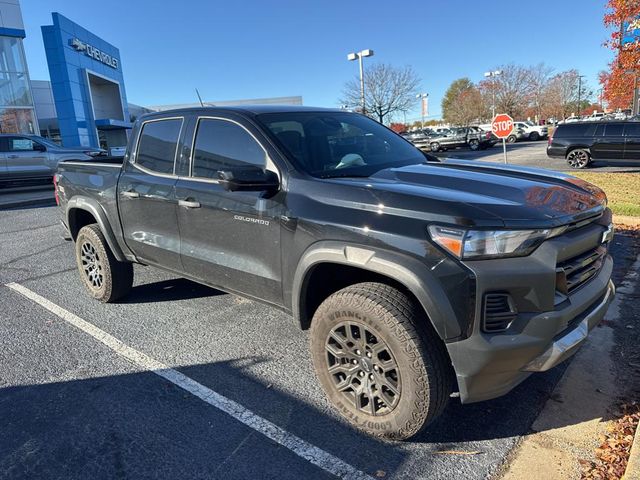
[192,118,266,179]
[605,124,624,137]
[583,124,598,137]
[624,123,640,136]
[135,118,183,174]
[9,137,35,151]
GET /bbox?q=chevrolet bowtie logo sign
[69,38,87,51]
[69,37,119,70]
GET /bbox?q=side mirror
[218,167,279,193]
[33,143,46,152]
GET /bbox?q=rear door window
[135,118,183,174]
[9,137,36,151]
[604,124,624,137]
[624,123,640,136]
[554,124,589,137]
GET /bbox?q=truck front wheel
[309,282,451,440]
[75,224,133,303]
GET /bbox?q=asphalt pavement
[0,206,636,480]
[435,140,640,172]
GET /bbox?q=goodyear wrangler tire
[75,224,133,303]
[309,282,451,440]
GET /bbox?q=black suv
[547,121,640,168]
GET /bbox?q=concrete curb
[622,420,640,480]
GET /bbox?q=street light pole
[347,49,374,114]
[416,93,428,129]
[484,70,502,118]
[577,75,584,117]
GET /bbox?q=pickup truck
[427,126,496,152]
[514,121,548,142]
[55,106,615,440]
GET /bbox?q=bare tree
[544,70,593,119]
[527,63,554,121]
[340,63,420,124]
[479,64,532,118]
[442,78,487,125]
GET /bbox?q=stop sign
[491,114,514,139]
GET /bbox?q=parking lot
[0,203,637,480]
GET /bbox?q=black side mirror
[218,168,279,193]
[33,143,46,152]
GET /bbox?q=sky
[21,0,615,122]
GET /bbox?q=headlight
[428,225,559,260]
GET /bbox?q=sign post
[491,114,514,164]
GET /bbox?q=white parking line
[6,282,374,480]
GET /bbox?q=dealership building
[1,1,302,152]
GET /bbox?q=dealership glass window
[0,107,37,134]
[135,119,183,174]
[0,36,38,135]
[192,119,266,179]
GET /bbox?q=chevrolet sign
[69,38,119,69]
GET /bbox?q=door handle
[121,190,140,198]
[178,199,201,209]
[7,154,18,158]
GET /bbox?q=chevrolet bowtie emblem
[69,38,87,52]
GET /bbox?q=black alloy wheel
[325,321,401,416]
[566,149,591,169]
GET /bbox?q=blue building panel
[41,13,130,148]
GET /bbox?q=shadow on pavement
[0,357,408,480]
[124,278,226,304]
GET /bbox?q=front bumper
[523,281,614,372]
[446,220,615,403]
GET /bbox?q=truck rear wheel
[75,224,133,303]
[309,282,451,440]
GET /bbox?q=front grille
[483,293,518,333]
[556,245,606,294]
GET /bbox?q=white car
[513,121,548,141]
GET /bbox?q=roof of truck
[142,105,344,119]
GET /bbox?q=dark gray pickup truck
[55,106,615,439]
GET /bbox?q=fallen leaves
[580,402,640,479]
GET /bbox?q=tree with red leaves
[600,0,640,111]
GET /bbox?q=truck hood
[330,160,606,228]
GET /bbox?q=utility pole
[416,93,428,129]
[577,75,585,117]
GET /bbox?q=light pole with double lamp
[347,49,374,114]
[484,70,503,118]
[416,93,428,129]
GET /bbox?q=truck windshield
[256,112,428,178]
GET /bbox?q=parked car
[428,126,495,151]
[547,120,640,168]
[0,134,104,183]
[55,106,615,440]
[514,121,548,141]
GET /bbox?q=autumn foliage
[600,0,640,111]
